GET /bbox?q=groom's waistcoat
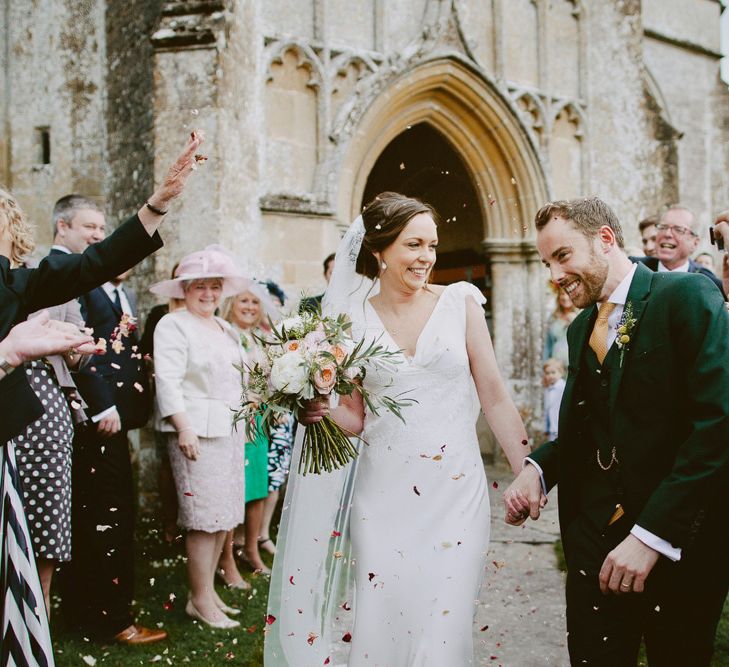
[572,341,625,530]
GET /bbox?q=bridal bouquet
[235,311,412,475]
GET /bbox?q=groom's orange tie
[589,302,617,364]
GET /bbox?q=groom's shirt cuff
[524,457,548,496]
[630,526,681,562]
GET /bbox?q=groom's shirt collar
[605,263,637,308]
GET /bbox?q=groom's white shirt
[527,264,682,562]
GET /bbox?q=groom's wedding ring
[620,582,631,589]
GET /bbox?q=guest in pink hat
[149,244,250,299]
[151,246,251,628]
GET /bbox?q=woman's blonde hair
[0,187,36,266]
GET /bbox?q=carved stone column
[478,238,545,461]
[150,0,265,282]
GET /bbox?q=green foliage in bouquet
[233,310,415,475]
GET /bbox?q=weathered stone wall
[104,0,162,226]
[1,0,107,246]
[642,0,727,254]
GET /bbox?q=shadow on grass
[553,541,729,667]
[51,513,269,666]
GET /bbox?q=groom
[505,197,729,666]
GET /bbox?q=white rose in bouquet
[280,316,303,332]
[270,350,308,394]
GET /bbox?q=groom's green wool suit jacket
[530,262,729,553]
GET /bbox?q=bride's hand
[503,465,545,525]
[298,397,330,425]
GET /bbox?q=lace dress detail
[167,320,246,532]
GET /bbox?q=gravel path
[473,468,569,666]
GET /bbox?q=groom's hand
[599,534,660,595]
[503,465,544,525]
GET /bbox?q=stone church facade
[2,0,728,462]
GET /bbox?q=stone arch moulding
[511,88,548,143]
[550,100,586,136]
[336,57,550,243]
[265,40,324,89]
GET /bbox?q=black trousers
[60,427,135,639]
[564,513,729,666]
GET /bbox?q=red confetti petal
[324,659,330,665]
[368,572,376,582]
[163,601,173,611]
[521,439,528,446]
[480,625,489,631]
[413,485,421,496]
[492,481,499,489]
[331,530,341,538]
[289,575,295,585]
[247,625,257,634]
[342,632,352,643]
[341,602,351,611]
[307,632,318,645]
[184,492,194,497]
[266,614,276,625]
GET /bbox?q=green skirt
[245,415,269,502]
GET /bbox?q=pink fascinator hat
[149,244,251,299]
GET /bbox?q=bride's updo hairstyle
[356,191,439,279]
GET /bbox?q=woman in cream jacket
[152,246,249,629]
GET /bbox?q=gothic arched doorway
[362,122,492,319]
[336,58,549,444]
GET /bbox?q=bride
[265,192,532,666]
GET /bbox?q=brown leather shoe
[114,624,168,645]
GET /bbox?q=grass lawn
[554,541,729,666]
[50,513,270,666]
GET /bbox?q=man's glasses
[655,223,697,238]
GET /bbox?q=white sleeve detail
[91,406,117,423]
[524,457,548,496]
[630,525,681,561]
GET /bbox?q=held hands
[503,464,547,525]
[178,428,200,461]
[599,533,660,595]
[298,396,331,426]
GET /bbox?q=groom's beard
[569,248,609,309]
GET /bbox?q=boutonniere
[614,301,637,367]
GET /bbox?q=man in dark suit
[636,205,725,298]
[505,197,729,666]
[51,197,159,644]
[299,252,335,314]
[0,130,204,657]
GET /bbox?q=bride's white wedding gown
[265,282,490,666]
[348,281,490,666]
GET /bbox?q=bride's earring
[381,261,387,271]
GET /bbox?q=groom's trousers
[564,505,728,667]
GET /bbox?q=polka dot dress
[11,361,74,561]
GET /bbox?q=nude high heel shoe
[185,599,240,629]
